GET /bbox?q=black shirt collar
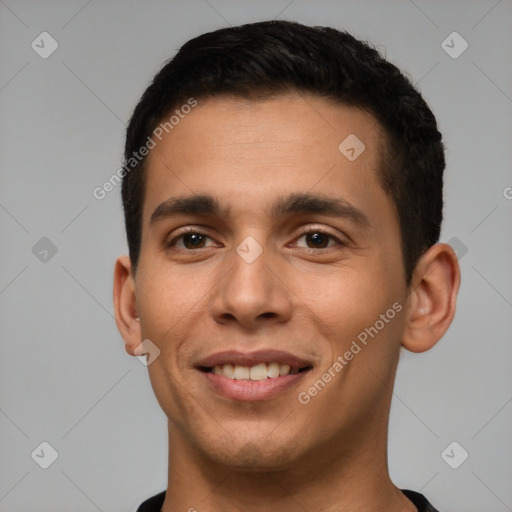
[136,489,440,512]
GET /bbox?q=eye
[166,229,216,251]
[293,228,343,250]
[165,227,345,253]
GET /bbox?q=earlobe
[402,243,461,353]
[113,255,142,356]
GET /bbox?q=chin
[195,428,301,472]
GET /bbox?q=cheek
[135,262,223,375]
[302,263,396,326]
[137,263,205,326]
[136,272,201,422]
[303,266,405,369]
[135,270,190,356]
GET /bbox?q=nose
[210,242,293,331]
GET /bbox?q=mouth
[199,362,312,380]
[196,350,313,401]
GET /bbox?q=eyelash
[165,226,345,253]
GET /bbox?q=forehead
[141,94,393,228]
[148,94,383,164]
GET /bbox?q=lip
[201,370,310,401]
[196,349,312,370]
[196,349,313,402]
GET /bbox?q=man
[113,20,460,512]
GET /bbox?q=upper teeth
[212,362,299,380]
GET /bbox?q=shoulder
[134,490,166,512]
[401,489,441,512]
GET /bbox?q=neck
[162,422,416,512]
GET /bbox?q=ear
[402,243,461,353]
[113,255,141,356]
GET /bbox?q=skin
[114,93,460,511]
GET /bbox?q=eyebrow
[150,192,372,229]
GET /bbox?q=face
[131,94,410,470]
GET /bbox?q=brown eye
[181,233,207,249]
[167,230,215,251]
[294,229,342,250]
[304,232,331,249]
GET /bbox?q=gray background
[1,0,511,511]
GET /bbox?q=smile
[204,362,311,380]
[196,350,314,401]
